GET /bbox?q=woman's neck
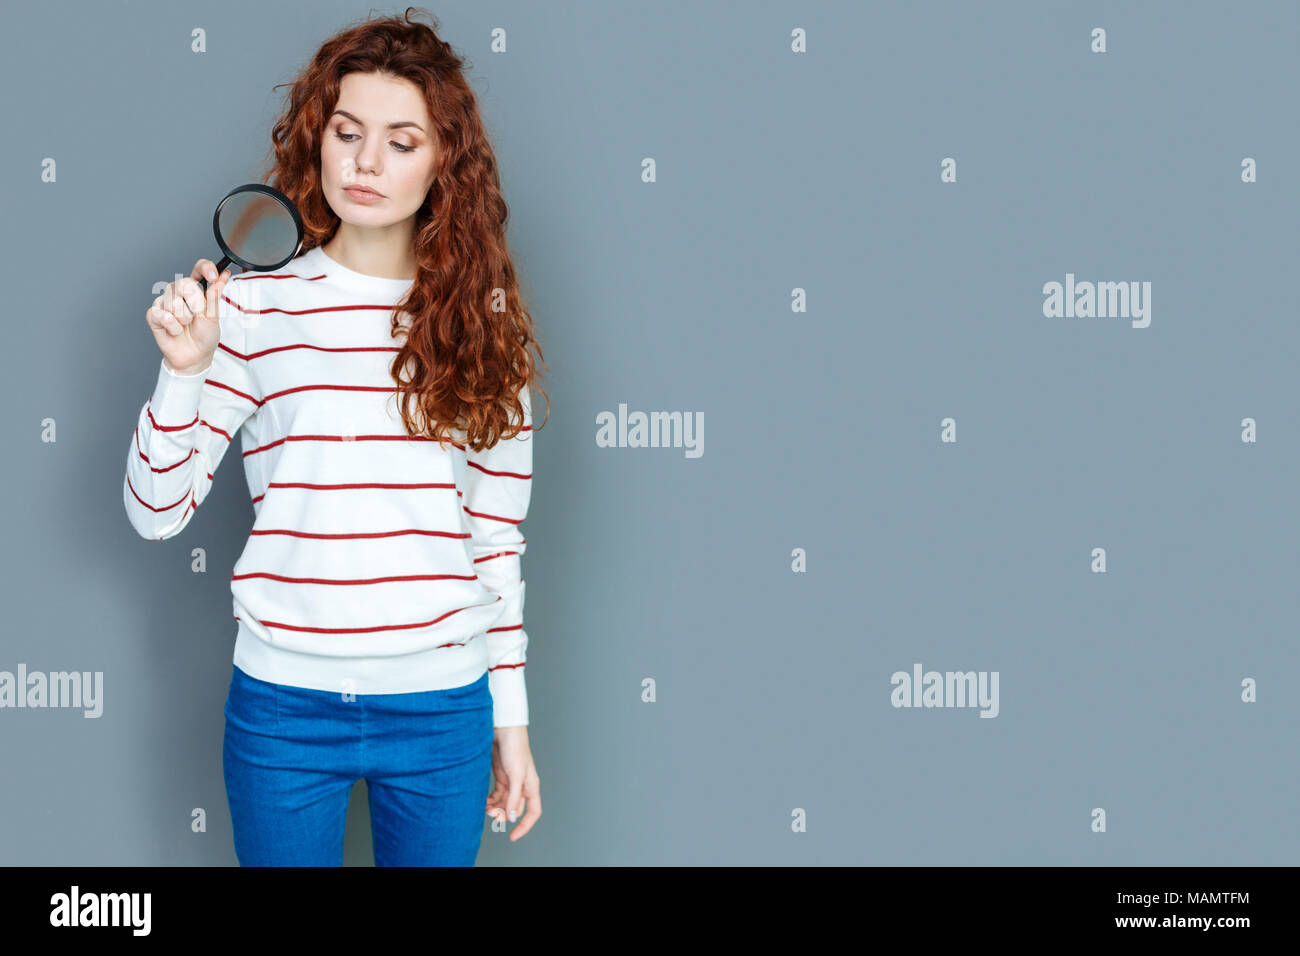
[323,226,418,281]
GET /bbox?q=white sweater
[123,245,533,727]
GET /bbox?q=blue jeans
[222,664,494,866]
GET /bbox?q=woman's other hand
[486,726,541,841]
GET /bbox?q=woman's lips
[343,186,384,203]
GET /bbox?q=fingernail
[509,810,517,822]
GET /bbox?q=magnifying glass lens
[217,192,301,269]
[197,183,304,292]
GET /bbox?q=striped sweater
[123,244,533,727]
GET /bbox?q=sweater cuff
[149,357,206,426]
[488,665,528,728]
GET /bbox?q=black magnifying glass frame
[198,183,305,292]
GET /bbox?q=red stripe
[248,482,457,504]
[240,343,400,360]
[264,383,400,402]
[249,528,471,540]
[206,378,261,407]
[145,402,240,440]
[208,380,476,415]
[134,426,196,473]
[204,420,233,442]
[252,487,464,505]
[230,272,326,282]
[474,550,519,563]
[226,299,405,317]
[264,481,456,491]
[125,474,191,513]
[487,623,523,634]
[147,371,260,412]
[467,459,531,479]
[243,433,464,457]
[245,597,499,635]
[216,342,246,362]
[232,571,478,585]
[463,506,522,525]
[488,662,525,672]
[145,403,197,432]
[235,424,528,457]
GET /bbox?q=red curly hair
[252,6,548,451]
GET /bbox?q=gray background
[1,0,1296,865]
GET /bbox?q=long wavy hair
[253,7,548,451]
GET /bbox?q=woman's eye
[334,131,415,152]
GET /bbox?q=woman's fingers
[147,302,184,337]
[178,277,206,321]
[508,778,542,841]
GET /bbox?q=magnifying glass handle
[197,254,233,293]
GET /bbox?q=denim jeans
[222,664,494,866]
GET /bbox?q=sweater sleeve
[123,277,260,540]
[462,383,535,728]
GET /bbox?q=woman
[123,8,547,865]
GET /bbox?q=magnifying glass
[198,183,305,292]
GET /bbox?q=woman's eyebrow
[331,109,425,132]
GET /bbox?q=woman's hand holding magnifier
[146,258,232,377]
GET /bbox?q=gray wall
[1,0,1296,865]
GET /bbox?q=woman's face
[321,71,438,226]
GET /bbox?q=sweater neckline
[304,244,416,294]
